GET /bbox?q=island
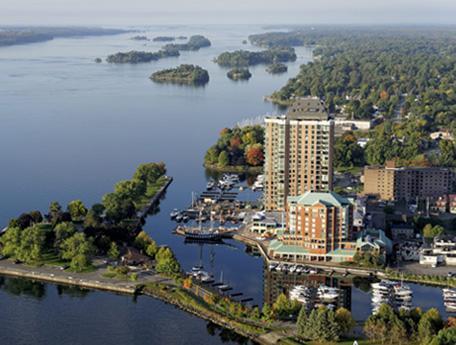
[152,36,175,42]
[214,47,296,67]
[204,125,264,172]
[150,64,209,86]
[227,68,252,81]
[0,26,130,47]
[106,48,179,64]
[94,58,102,63]
[266,63,287,74]
[163,35,211,51]
[131,35,149,41]
[248,30,312,47]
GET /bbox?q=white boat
[317,286,339,301]
[206,180,216,190]
[289,265,297,273]
[443,288,456,298]
[170,209,180,219]
[268,263,277,271]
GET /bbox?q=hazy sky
[2,0,456,26]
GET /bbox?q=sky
[1,0,456,26]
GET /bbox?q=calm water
[0,25,450,344]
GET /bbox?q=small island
[163,35,211,51]
[131,35,149,41]
[266,63,288,74]
[94,58,102,63]
[152,36,175,42]
[214,47,296,67]
[204,125,264,172]
[227,68,252,81]
[150,64,209,85]
[106,49,179,64]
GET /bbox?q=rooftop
[287,191,351,207]
[286,97,330,121]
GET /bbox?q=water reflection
[263,267,352,311]
[0,276,46,299]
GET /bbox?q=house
[121,247,152,268]
[419,235,456,266]
[355,228,393,261]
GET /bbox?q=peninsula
[150,64,209,85]
[0,26,129,47]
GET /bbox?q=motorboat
[206,179,216,190]
[317,286,339,301]
[170,209,180,219]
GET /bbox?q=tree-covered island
[214,47,296,67]
[150,64,209,85]
[106,48,179,63]
[266,63,288,74]
[152,36,175,42]
[204,125,264,172]
[227,68,252,81]
[131,35,149,41]
[163,35,211,51]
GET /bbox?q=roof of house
[288,191,350,207]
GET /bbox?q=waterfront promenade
[0,258,172,295]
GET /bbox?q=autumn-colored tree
[183,277,193,289]
[245,144,264,166]
[230,136,241,149]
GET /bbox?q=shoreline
[0,261,278,345]
[232,231,456,288]
[204,164,263,174]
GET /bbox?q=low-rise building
[250,218,280,235]
[355,228,393,262]
[419,235,456,266]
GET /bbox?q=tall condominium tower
[264,97,334,211]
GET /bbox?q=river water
[0,25,450,345]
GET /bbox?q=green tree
[429,327,456,345]
[217,151,229,167]
[296,305,308,337]
[0,227,21,257]
[299,307,341,342]
[16,225,47,264]
[53,222,77,248]
[49,201,62,223]
[364,304,407,344]
[422,224,445,239]
[272,293,301,320]
[60,233,95,272]
[107,242,120,260]
[335,307,356,337]
[155,247,181,276]
[261,303,274,321]
[67,200,88,221]
[418,308,443,344]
